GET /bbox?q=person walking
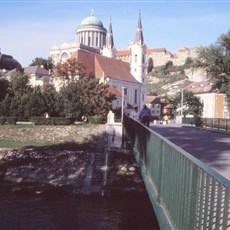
[163,114,169,125]
[139,104,151,127]
[131,106,140,120]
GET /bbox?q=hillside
[147,61,207,98]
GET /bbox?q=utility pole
[181,89,184,123]
[121,87,126,123]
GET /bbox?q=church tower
[103,18,116,58]
[130,13,148,108]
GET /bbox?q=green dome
[80,16,103,27]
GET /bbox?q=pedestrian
[131,106,140,120]
[139,104,151,127]
[163,114,169,125]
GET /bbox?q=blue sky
[1,0,230,67]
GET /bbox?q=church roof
[72,49,140,84]
[80,15,104,27]
[135,13,144,45]
[95,54,139,83]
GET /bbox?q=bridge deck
[150,124,230,180]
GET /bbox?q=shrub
[88,115,104,124]
[0,117,6,125]
[30,117,75,125]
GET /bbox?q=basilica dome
[76,14,107,50]
[80,16,103,27]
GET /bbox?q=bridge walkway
[123,116,230,230]
[150,124,230,180]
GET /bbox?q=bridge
[123,116,230,230]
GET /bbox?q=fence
[183,117,230,132]
[124,115,230,229]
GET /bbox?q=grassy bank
[0,124,106,149]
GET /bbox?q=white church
[49,12,148,111]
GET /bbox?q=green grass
[0,140,51,149]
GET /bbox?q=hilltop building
[50,12,148,110]
[117,46,198,70]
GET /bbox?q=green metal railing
[183,117,230,132]
[124,115,230,230]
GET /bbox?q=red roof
[95,54,139,83]
[72,49,95,76]
[146,96,161,104]
[116,50,131,56]
[72,49,139,84]
[107,87,122,97]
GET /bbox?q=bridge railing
[183,117,230,132]
[124,115,230,230]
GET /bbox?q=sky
[0,0,230,67]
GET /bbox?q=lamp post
[121,86,126,123]
[181,89,184,123]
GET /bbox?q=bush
[0,117,6,125]
[88,115,104,124]
[0,117,18,125]
[30,117,75,125]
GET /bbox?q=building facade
[49,12,148,110]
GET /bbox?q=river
[0,188,159,230]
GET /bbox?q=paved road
[150,125,230,180]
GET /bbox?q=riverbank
[0,124,146,196]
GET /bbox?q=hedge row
[0,117,17,125]
[30,117,75,125]
[0,116,105,125]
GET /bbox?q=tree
[184,57,194,67]
[169,90,203,117]
[41,84,60,117]
[30,57,54,71]
[0,78,9,102]
[195,29,230,108]
[59,78,116,120]
[0,71,47,120]
[53,58,86,81]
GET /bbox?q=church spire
[135,12,144,45]
[106,18,114,49]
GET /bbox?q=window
[134,89,138,104]
[124,88,127,95]
[135,54,137,63]
[96,37,98,46]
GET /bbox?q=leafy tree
[10,71,33,97]
[184,57,194,67]
[0,72,46,120]
[59,78,116,121]
[165,60,173,69]
[78,78,116,119]
[169,90,203,117]
[41,84,60,117]
[53,58,86,81]
[0,78,9,102]
[195,29,230,108]
[58,82,83,119]
[30,57,54,71]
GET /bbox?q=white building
[49,12,148,110]
[184,81,229,119]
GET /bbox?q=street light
[121,86,126,123]
[181,89,184,123]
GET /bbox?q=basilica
[49,12,148,111]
